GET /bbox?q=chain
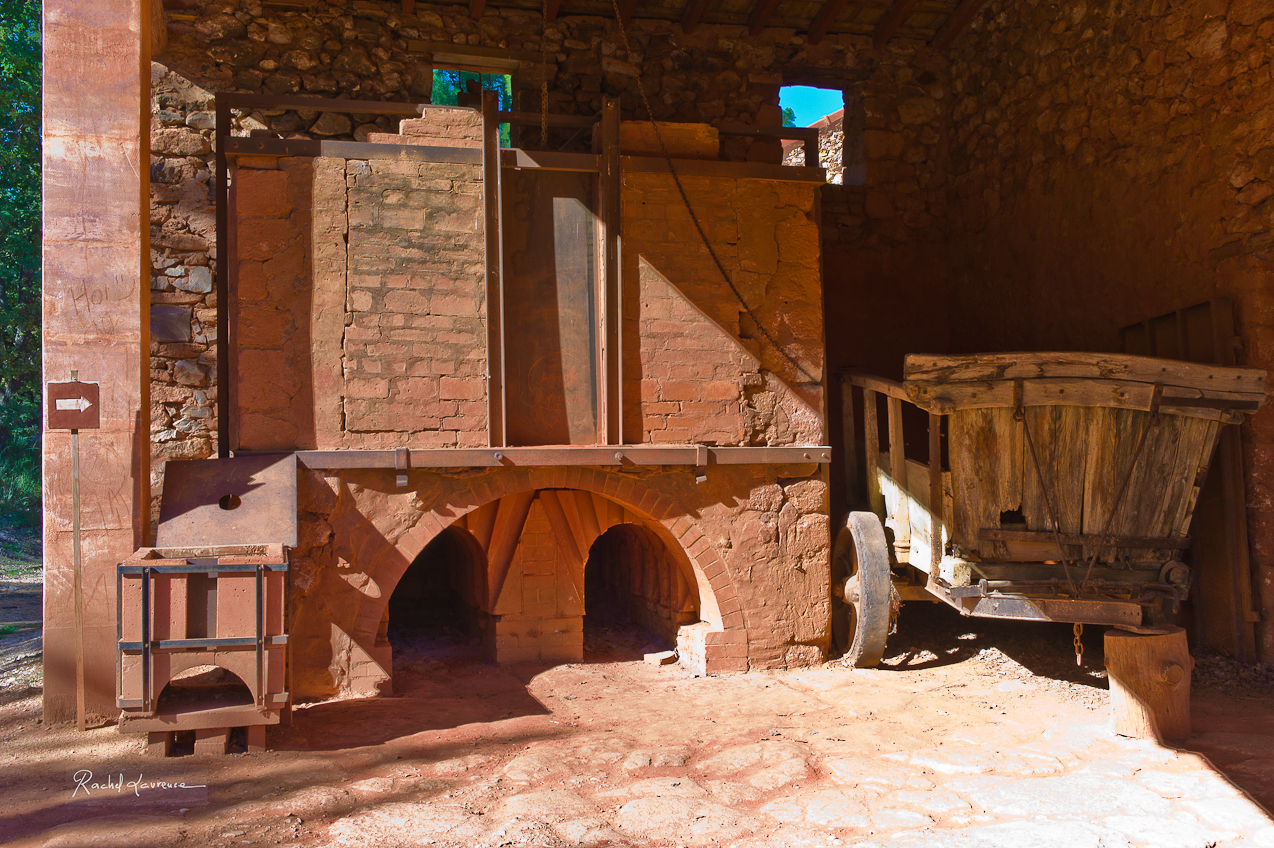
[541,51,550,148]
[604,0,819,386]
[1073,622,1084,666]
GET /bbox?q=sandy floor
[1,552,1273,847]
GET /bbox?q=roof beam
[469,0,485,19]
[807,0,850,45]
[747,0,783,35]
[544,0,562,21]
[931,0,988,51]
[872,0,919,48]
[681,0,710,33]
[618,0,639,25]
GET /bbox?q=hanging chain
[541,51,550,148]
[604,0,819,386]
[1073,623,1084,666]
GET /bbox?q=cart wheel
[834,511,893,668]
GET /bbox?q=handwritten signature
[71,770,207,798]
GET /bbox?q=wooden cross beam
[872,0,919,48]
[807,0,850,45]
[544,0,562,21]
[402,0,415,14]
[618,0,639,25]
[681,0,710,33]
[470,0,486,19]
[931,0,988,51]
[747,0,782,35]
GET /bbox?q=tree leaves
[0,0,41,524]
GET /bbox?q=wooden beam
[872,0,919,48]
[747,0,782,36]
[402,0,415,14]
[807,0,851,45]
[487,491,536,609]
[618,0,639,25]
[544,0,562,21]
[539,492,585,570]
[469,0,486,19]
[931,0,988,51]
[481,91,507,447]
[681,0,710,33]
[599,97,622,445]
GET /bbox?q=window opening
[779,84,864,185]
[432,69,513,146]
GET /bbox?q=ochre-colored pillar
[42,0,151,724]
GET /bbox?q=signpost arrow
[55,397,94,412]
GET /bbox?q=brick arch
[349,467,745,657]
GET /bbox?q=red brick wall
[622,173,826,447]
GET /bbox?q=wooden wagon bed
[834,352,1267,664]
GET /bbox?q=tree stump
[1105,626,1192,741]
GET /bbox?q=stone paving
[8,622,1274,848]
[303,666,1274,848]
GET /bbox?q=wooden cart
[834,352,1268,666]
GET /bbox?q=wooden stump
[1105,626,1192,741]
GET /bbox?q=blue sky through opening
[780,86,843,127]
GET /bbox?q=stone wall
[149,64,221,521]
[944,0,1274,662]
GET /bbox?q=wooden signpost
[47,373,100,731]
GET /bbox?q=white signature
[71,770,207,798]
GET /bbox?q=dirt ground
[2,541,1273,847]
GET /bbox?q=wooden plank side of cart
[839,353,1268,630]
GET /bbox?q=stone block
[193,727,229,755]
[602,121,720,160]
[151,305,192,342]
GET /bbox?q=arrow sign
[48,381,101,430]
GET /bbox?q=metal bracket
[396,447,410,487]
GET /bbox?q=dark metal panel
[960,594,1143,627]
[502,167,601,446]
[155,454,299,548]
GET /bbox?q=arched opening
[156,664,253,714]
[388,525,488,661]
[584,523,700,657]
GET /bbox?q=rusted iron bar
[292,445,832,470]
[214,98,231,458]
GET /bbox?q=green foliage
[0,0,42,528]
[432,69,513,146]
[782,107,797,128]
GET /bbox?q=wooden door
[1120,298,1257,661]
